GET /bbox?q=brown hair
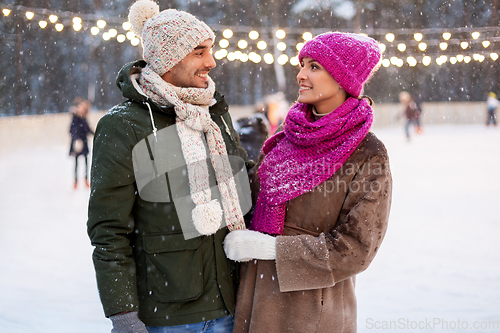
[72,97,91,116]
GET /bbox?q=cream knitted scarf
[139,65,245,235]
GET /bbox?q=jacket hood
[115,60,227,116]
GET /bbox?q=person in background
[399,91,422,141]
[264,92,289,135]
[233,103,270,162]
[224,32,393,333]
[87,1,251,332]
[69,96,93,188]
[486,92,499,126]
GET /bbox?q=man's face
[161,39,216,88]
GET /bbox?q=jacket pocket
[143,233,203,303]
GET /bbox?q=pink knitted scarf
[250,97,374,235]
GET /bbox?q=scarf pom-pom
[192,200,222,235]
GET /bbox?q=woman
[69,97,93,188]
[224,32,392,332]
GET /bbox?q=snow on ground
[357,125,500,333]
[0,124,499,333]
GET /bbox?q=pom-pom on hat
[298,32,382,98]
[128,0,215,76]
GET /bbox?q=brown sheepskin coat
[233,132,392,333]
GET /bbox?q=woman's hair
[72,97,91,112]
[71,97,91,117]
[359,95,374,106]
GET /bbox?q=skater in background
[399,91,422,141]
[486,92,499,126]
[234,102,270,161]
[264,92,289,135]
[69,97,93,188]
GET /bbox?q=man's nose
[206,53,216,69]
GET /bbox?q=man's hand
[110,311,148,333]
[223,229,276,262]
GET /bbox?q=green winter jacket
[87,60,251,327]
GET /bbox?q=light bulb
[257,41,267,50]
[277,42,287,51]
[249,31,259,40]
[122,22,132,31]
[97,20,106,29]
[222,29,233,39]
[302,32,313,41]
[219,39,229,48]
[238,40,248,49]
[276,29,286,39]
[277,54,289,65]
[264,53,274,64]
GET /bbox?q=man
[87,1,252,332]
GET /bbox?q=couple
[87,1,392,332]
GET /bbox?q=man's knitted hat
[128,0,215,76]
[298,32,382,98]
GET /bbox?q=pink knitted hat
[129,0,215,76]
[298,32,382,98]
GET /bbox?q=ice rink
[1,124,499,333]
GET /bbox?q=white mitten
[224,229,276,262]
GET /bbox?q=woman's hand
[223,229,276,262]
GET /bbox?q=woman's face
[297,57,347,114]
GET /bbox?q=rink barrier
[0,102,488,150]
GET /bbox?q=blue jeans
[147,315,234,333]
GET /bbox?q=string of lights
[2,4,499,68]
